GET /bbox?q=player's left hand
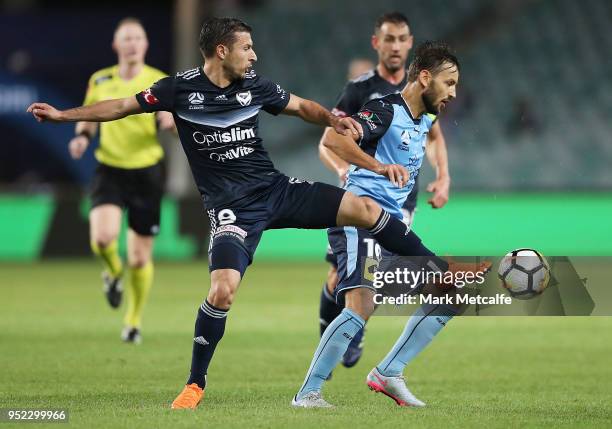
[427,176,450,208]
[333,117,363,139]
[26,103,64,122]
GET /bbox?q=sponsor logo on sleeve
[357,110,379,122]
[141,88,159,105]
[357,110,379,130]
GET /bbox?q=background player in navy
[293,42,490,408]
[317,12,452,369]
[28,17,450,410]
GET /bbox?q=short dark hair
[374,12,410,32]
[199,17,252,58]
[407,41,460,82]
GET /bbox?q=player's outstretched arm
[425,121,451,208]
[281,94,362,138]
[27,96,144,123]
[323,128,409,188]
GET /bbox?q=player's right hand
[68,135,90,159]
[26,103,63,122]
[377,164,409,188]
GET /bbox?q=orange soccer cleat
[171,383,204,409]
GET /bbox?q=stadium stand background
[233,0,612,189]
[1,0,611,260]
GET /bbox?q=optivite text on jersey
[209,146,255,163]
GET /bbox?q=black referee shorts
[90,162,164,236]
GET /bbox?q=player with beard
[28,19,486,410]
[317,12,451,369]
[293,41,489,408]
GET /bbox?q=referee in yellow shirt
[68,17,174,344]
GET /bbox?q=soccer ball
[498,249,550,299]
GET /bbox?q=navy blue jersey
[346,93,436,218]
[332,69,408,119]
[136,67,290,207]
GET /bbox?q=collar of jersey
[399,93,422,125]
[112,64,147,84]
[201,66,238,91]
[373,67,409,88]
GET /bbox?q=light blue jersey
[346,93,436,218]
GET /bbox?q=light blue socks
[377,303,457,377]
[297,308,365,397]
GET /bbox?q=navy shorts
[327,226,395,305]
[324,243,338,266]
[328,225,445,305]
[325,194,416,270]
[206,175,345,276]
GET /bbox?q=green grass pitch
[1,261,611,428]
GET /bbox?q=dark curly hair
[407,41,460,82]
